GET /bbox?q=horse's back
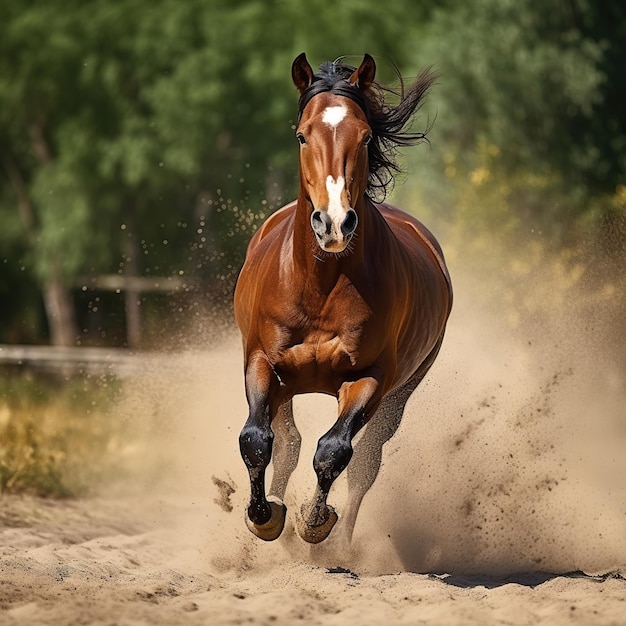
[372,203,452,385]
[378,203,452,299]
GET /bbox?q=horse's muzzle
[311,209,358,253]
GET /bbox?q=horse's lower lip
[317,236,350,253]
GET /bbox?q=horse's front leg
[238,353,286,541]
[298,375,381,544]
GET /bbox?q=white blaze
[326,175,347,233]
[322,105,347,128]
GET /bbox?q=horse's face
[292,54,376,254]
[295,94,371,253]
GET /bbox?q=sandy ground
[0,494,624,626]
[2,262,626,625]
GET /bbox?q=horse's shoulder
[248,201,297,251]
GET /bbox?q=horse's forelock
[295,59,435,202]
[296,62,365,121]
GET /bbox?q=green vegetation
[0,373,157,497]
[2,0,623,346]
[400,0,626,244]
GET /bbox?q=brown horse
[234,53,452,544]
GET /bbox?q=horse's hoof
[297,504,338,544]
[245,497,286,541]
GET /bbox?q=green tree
[1,0,431,345]
[401,0,626,243]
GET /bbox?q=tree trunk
[24,122,80,347]
[43,276,78,347]
[3,154,78,347]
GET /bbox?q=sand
[0,494,624,626]
[2,257,626,625]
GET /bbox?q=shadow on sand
[432,570,625,589]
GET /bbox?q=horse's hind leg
[339,373,421,544]
[269,399,301,502]
[342,336,445,543]
[239,354,287,541]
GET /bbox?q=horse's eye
[296,132,307,145]
[363,133,373,146]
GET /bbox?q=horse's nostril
[341,210,358,237]
[311,210,332,235]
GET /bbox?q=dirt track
[1,494,624,626]
[2,263,626,625]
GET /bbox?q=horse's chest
[263,278,382,392]
[286,332,354,366]
[275,335,353,393]
[272,312,371,394]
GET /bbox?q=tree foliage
[401,0,626,241]
[0,0,624,344]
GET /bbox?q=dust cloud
[108,245,626,580]
[354,260,626,576]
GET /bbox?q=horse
[234,53,452,544]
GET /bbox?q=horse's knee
[239,423,273,470]
[313,434,353,490]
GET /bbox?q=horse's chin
[316,236,352,255]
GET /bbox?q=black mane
[297,58,437,201]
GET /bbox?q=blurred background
[0,0,625,497]
[2,0,625,349]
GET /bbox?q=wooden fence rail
[0,344,146,377]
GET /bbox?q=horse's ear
[292,53,315,94]
[349,53,376,91]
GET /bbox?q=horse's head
[292,53,376,254]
